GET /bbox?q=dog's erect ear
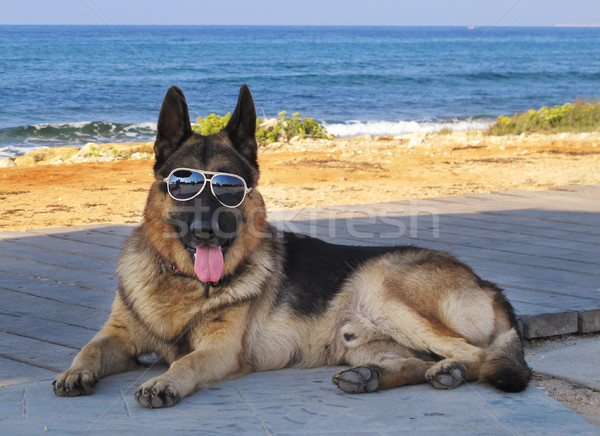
[154,86,193,172]
[225,84,258,168]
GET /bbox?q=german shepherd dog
[54,85,531,408]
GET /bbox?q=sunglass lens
[168,170,205,200]
[211,174,246,207]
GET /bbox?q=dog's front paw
[135,377,180,408]
[332,366,380,394]
[425,361,465,390]
[53,369,98,397]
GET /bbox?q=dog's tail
[479,328,532,392]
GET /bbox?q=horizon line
[1,23,595,28]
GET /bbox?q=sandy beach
[0,130,599,232]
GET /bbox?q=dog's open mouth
[185,241,232,284]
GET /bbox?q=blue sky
[1,0,599,26]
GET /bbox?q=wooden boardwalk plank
[0,313,97,350]
[457,211,598,239]
[557,183,600,194]
[0,257,117,292]
[486,210,600,229]
[76,223,136,238]
[26,228,126,250]
[284,206,600,245]
[369,221,598,269]
[434,216,600,251]
[535,188,600,202]
[281,218,600,278]
[444,191,600,213]
[0,331,77,373]
[420,197,600,226]
[0,289,106,332]
[493,189,600,205]
[273,222,599,300]
[0,241,117,275]
[502,287,600,312]
[0,230,121,260]
[0,274,114,308]
[510,301,568,316]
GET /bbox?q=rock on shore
[7,142,155,166]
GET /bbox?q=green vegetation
[110,149,125,159]
[489,100,600,135]
[192,111,330,144]
[192,112,232,136]
[88,144,101,157]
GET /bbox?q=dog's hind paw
[53,369,98,397]
[425,361,465,390]
[135,378,180,408]
[332,366,380,394]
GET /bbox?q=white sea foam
[323,118,493,137]
[124,122,157,133]
[0,121,160,157]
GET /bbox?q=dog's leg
[53,324,139,397]
[135,305,252,408]
[422,338,486,390]
[332,340,435,393]
[375,300,487,390]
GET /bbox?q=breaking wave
[0,121,157,158]
[323,118,493,138]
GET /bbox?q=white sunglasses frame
[163,168,252,208]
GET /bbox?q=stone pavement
[0,365,597,435]
[1,185,599,434]
[527,336,600,391]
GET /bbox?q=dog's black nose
[190,219,219,239]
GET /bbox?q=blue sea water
[1,25,599,157]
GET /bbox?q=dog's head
[145,85,267,285]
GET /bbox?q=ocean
[1,25,599,157]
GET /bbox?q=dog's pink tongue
[194,246,224,283]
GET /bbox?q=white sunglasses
[163,168,252,208]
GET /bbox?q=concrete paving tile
[520,312,580,339]
[526,337,600,390]
[580,309,600,333]
[0,357,56,388]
